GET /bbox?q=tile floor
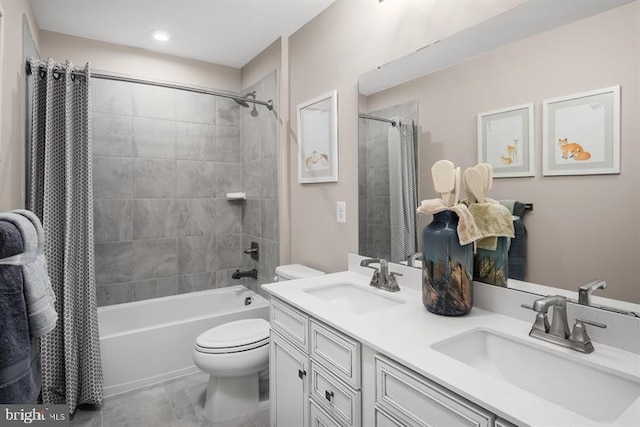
[70,372,268,427]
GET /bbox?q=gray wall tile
[97,283,133,306]
[132,117,176,159]
[215,97,239,127]
[215,200,242,234]
[243,199,261,238]
[176,91,216,124]
[262,156,278,199]
[92,79,132,115]
[216,233,241,270]
[241,115,261,163]
[262,114,279,158]
[261,199,278,241]
[133,277,178,301]
[175,122,216,161]
[132,199,177,239]
[215,126,240,162]
[242,159,262,198]
[215,163,242,198]
[176,198,216,236]
[215,269,238,289]
[176,160,216,198]
[95,241,133,284]
[133,238,177,280]
[94,199,132,243]
[132,84,176,120]
[91,72,279,305]
[93,157,132,199]
[178,272,215,294]
[177,235,216,274]
[93,113,133,157]
[133,158,176,198]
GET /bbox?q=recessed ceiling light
[151,30,170,42]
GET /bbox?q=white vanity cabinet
[270,298,362,427]
[270,297,517,427]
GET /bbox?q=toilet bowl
[193,264,325,421]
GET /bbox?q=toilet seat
[195,318,270,354]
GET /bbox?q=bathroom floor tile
[102,384,176,427]
[69,372,265,427]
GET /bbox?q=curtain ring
[52,71,61,80]
[39,69,46,79]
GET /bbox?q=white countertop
[263,268,640,427]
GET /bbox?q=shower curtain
[27,58,103,412]
[388,121,418,262]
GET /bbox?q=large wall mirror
[358,0,639,311]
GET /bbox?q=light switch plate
[336,201,346,223]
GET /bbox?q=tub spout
[232,268,258,280]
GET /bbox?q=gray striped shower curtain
[27,58,103,412]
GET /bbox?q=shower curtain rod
[25,61,274,111]
[359,113,398,127]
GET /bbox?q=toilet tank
[274,264,325,281]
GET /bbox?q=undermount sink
[303,282,406,315]
[433,329,640,423]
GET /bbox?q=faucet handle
[569,319,606,354]
[575,318,607,329]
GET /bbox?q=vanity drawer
[310,319,361,389]
[270,298,309,351]
[310,398,342,427]
[310,360,361,427]
[374,406,407,427]
[375,355,494,427]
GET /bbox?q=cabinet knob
[298,369,306,379]
[325,390,334,402]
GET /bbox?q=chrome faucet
[406,252,422,267]
[360,258,402,292]
[522,295,606,353]
[578,280,606,305]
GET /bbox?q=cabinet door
[270,330,309,427]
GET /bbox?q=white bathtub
[98,285,269,397]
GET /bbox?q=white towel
[0,212,57,337]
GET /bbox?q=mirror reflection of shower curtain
[388,121,417,262]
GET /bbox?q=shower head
[234,98,250,108]
[234,91,256,108]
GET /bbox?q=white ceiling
[31,0,335,68]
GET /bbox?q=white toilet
[193,264,325,421]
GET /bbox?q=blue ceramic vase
[474,236,509,287]
[422,210,473,316]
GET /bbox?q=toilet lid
[195,318,270,353]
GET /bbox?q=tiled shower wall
[91,75,278,306]
[358,100,417,261]
[239,71,279,298]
